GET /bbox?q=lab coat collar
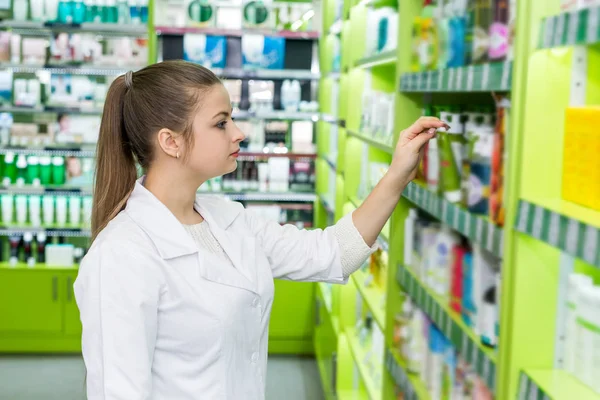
[124,179,245,262]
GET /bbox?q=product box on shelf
[183,34,227,68]
[242,35,285,70]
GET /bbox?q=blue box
[183,34,227,69]
[242,35,285,70]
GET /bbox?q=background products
[183,34,227,68]
[242,35,286,70]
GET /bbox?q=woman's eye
[217,121,227,129]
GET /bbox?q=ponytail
[91,75,137,242]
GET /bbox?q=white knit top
[182,213,375,278]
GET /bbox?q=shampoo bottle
[427,138,440,192]
[468,112,494,215]
[438,110,465,203]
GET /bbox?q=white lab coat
[74,179,373,400]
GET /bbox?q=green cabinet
[0,269,63,333]
[63,271,82,336]
[0,266,81,352]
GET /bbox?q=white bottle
[565,273,593,375]
[13,0,29,21]
[281,80,291,111]
[427,137,440,192]
[431,225,460,298]
[45,0,59,21]
[404,209,418,267]
[30,0,45,21]
[291,80,301,112]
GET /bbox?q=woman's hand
[351,116,449,247]
[388,116,449,189]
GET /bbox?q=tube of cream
[36,232,47,264]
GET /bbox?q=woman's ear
[157,128,181,159]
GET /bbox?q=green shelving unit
[314,0,600,399]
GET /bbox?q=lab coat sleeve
[74,240,162,400]
[244,209,377,282]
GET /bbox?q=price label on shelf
[501,61,511,90]
[555,13,566,46]
[548,211,561,247]
[587,6,599,43]
[461,332,469,359]
[456,68,464,89]
[438,69,445,90]
[486,222,495,252]
[532,205,544,239]
[427,71,433,91]
[566,219,579,254]
[528,381,539,400]
[544,16,556,48]
[476,217,484,243]
[482,63,490,89]
[445,314,453,338]
[517,202,530,232]
[417,73,423,90]
[583,225,598,265]
[568,11,579,44]
[518,375,529,400]
[453,207,460,229]
[442,200,449,221]
[448,68,456,90]
[467,65,475,90]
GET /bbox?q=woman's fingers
[400,117,450,144]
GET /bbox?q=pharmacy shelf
[207,192,317,202]
[518,370,600,400]
[355,50,397,69]
[0,262,79,271]
[403,182,504,258]
[0,147,96,158]
[515,199,600,268]
[237,152,317,161]
[322,155,337,171]
[346,327,382,400]
[0,64,144,76]
[538,6,600,49]
[0,21,148,36]
[396,264,497,394]
[213,68,320,80]
[352,269,386,331]
[0,185,93,197]
[155,25,319,39]
[399,61,512,93]
[0,106,103,115]
[346,130,394,154]
[385,349,430,400]
[234,110,320,121]
[0,226,91,237]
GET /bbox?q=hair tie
[125,70,134,89]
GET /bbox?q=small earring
[176,152,180,159]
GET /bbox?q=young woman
[74,60,448,400]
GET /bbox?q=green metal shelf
[515,199,600,268]
[346,130,394,154]
[0,147,96,158]
[538,6,600,49]
[385,348,431,400]
[397,264,497,394]
[0,106,103,115]
[155,26,319,39]
[518,370,600,400]
[352,269,386,331]
[0,64,144,76]
[399,61,512,93]
[403,182,504,258]
[0,185,93,196]
[346,327,383,400]
[355,50,397,69]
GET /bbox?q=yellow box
[562,107,600,212]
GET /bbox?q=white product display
[46,244,75,267]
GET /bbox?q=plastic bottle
[291,80,301,112]
[565,274,593,375]
[116,0,129,23]
[57,0,74,23]
[15,155,28,187]
[281,80,291,111]
[103,0,118,23]
[431,225,461,298]
[13,0,29,21]
[427,138,440,192]
[404,209,418,267]
[468,112,494,214]
[138,0,148,23]
[72,0,86,23]
[438,110,465,203]
[3,152,16,185]
[30,0,45,21]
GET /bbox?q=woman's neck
[143,169,204,225]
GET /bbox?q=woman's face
[184,84,245,181]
